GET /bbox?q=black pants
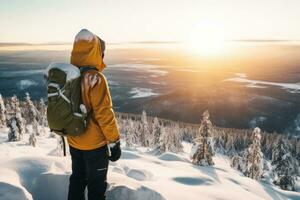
[68,145,109,200]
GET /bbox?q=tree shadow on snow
[173,177,213,186]
[192,165,221,183]
[121,151,141,160]
[158,152,188,162]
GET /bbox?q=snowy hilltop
[0,128,299,200]
[0,94,299,200]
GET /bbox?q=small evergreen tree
[190,110,214,166]
[24,93,39,123]
[24,93,39,138]
[29,131,37,147]
[7,95,24,141]
[39,98,48,128]
[271,138,297,191]
[214,130,226,154]
[7,117,20,141]
[159,124,183,154]
[224,134,236,155]
[242,127,263,180]
[231,154,243,171]
[151,117,161,148]
[140,110,151,147]
[125,119,137,148]
[158,126,167,153]
[0,94,7,128]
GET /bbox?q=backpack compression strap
[47,82,71,104]
[47,81,83,118]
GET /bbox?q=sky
[0,0,300,43]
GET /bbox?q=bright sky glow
[0,0,300,43]
[185,19,229,56]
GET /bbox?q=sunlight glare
[185,21,228,56]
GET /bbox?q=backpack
[45,63,96,136]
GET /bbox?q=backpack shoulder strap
[80,66,98,74]
[79,66,98,125]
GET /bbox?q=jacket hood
[70,29,106,71]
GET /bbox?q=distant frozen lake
[225,73,300,93]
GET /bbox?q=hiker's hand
[108,140,121,162]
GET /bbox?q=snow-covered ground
[0,128,299,200]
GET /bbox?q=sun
[185,22,228,56]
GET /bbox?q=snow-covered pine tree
[231,154,243,171]
[38,98,47,135]
[235,133,248,152]
[151,117,161,148]
[271,138,297,191]
[190,110,214,166]
[117,117,126,135]
[125,119,137,148]
[181,126,194,143]
[24,93,40,124]
[7,95,25,141]
[170,123,183,153]
[158,123,183,154]
[0,94,7,128]
[29,131,37,147]
[224,131,236,155]
[214,130,226,154]
[24,93,40,141]
[140,110,151,147]
[241,127,263,180]
[158,126,168,153]
[7,117,20,141]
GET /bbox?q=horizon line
[0,39,300,47]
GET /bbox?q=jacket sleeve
[89,72,120,143]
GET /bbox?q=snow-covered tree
[159,124,183,154]
[24,93,40,140]
[231,154,243,171]
[214,130,226,154]
[0,94,6,127]
[181,126,195,143]
[271,138,297,191]
[7,117,20,141]
[24,93,39,124]
[151,117,162,148]
[125,119,137,148]
[241,127,263,180]
[139,110,151,147]
[38,98,47,135]
[7,95,24,141]
[224,134,237,155]
[29,131,37,147]
[190,110,214,166]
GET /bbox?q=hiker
[67,29,121,200]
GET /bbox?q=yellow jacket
[67,29,120,150]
